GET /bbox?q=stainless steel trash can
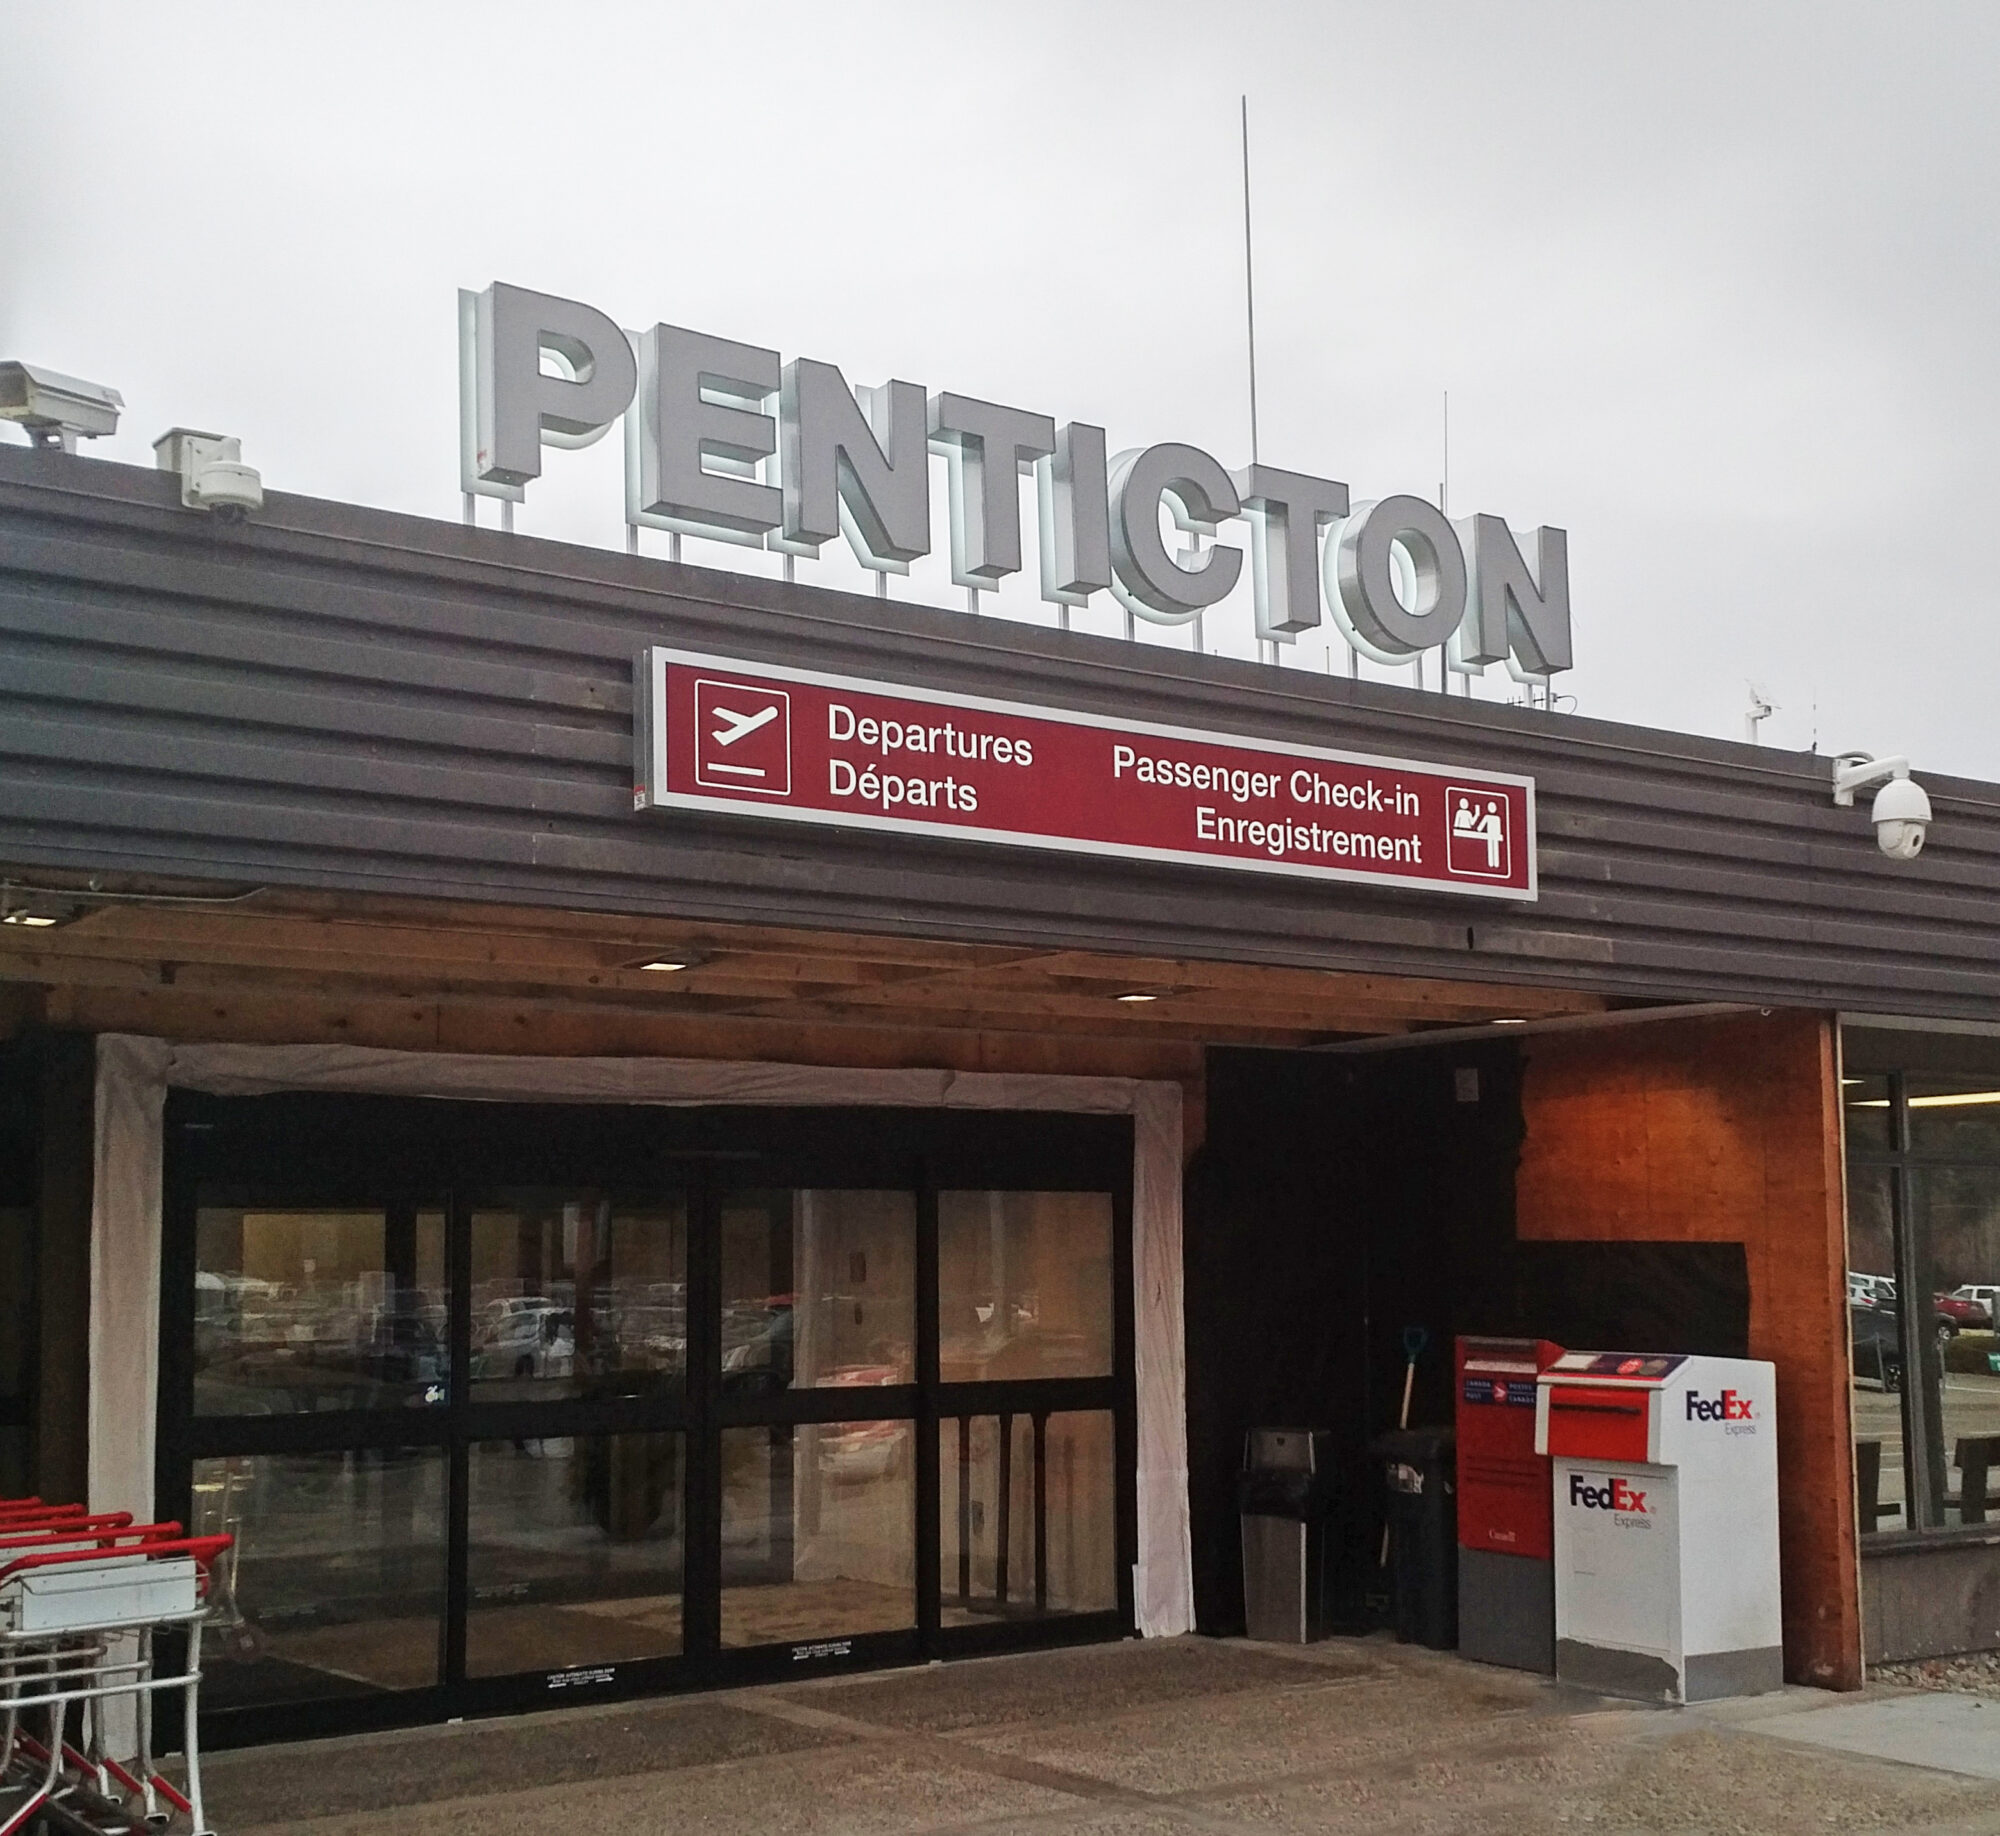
[1238,1427,1337,1643]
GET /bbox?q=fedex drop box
[1535,1352,1782,1704]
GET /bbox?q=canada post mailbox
[1535,1352,1781,1704]
[1456,1336,1564,1672]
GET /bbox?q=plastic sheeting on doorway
[87,1036,1194,1637]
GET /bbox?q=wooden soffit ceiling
[0,879,1615,1051]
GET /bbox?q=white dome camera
[152,427,264,522]
[1832,753,1931,860]
[1870,773,1931,860]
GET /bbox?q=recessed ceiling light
[1,911,62,928]
[1491,1017,1528,1026]
[1115,991,1159,1004]
[637,959,691,973]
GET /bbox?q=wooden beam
[40,983,1209,1081]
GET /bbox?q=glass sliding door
[162,1096,1134,1744]
[464,1431,686,1676]
[933,1191,1128,1642]
[185,1199,452,1712]
[461,1189,691,1680]
[193,1449,449,1704]
[715,1188,919,1652]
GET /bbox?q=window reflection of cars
[1849,1272,1894,1308]
[721,1296,794,1392]
[355,1302,446,1391]
[195,1275,450,1409]
[1848,1272,1979,1344]
[1952,1283,2000,1321]
[1936,1292,1994,1333]
[816,1365,904,1481]
[473,1303,575,1381]
[1852,1305,1904,1392]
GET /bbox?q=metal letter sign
[461,282,1574,685]
[635,649,1537,901]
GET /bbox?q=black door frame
[157,1094,1136,1748]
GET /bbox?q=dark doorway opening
[1183,1043,1751,1636]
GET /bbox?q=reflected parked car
[473,1303,574,1381]
[1849,1272,1897,1310]
[1941,1289,1996,1331]
[1852,1304,1904,1392]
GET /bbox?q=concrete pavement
[199,1635,2000,1834]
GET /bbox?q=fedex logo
[1569,1473,1648,1514]
[1685,1389,1754,1423]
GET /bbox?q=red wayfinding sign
[634,648,1537,901]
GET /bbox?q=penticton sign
[634,648,1538,900]
[462,282,1573,683]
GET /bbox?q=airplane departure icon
[705,702,780,774]
[692,679,792,796]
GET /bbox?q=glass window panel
[718,1190,915,1391]
[719,1421,914,1646]
[465,1433,685,1677]
[1842,1074,1893,1155]
[940,1410,1118,1625]
[938,1192,1114,1381]
[194,1208,448,1415]
[469,1193,687,1401]
[1915,1166,2000,1528]
[1846,1165,1907,1534]
[191,1449,446,1706]
[1908,1078,2000,1159]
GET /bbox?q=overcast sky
[7,2,1999,779]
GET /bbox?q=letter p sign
[466,282,638,490]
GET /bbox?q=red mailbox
[1456,1335,1564,1672]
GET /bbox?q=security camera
[1870,773,1931,859]
[1832,754,1932,860]
[152,427,264,521]
[0,361,123,452]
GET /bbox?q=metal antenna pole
[1442,390,1466,696]
[1243,96,1279,669]
[1241,95,1260,470]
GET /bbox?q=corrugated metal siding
[2,447,1998,1019]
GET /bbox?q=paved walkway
[201,1636,2000,1835]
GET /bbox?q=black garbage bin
[1237,1428,1337,1643]
[1371,1426,1457,1650]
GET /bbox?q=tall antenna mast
[1240,95,1260,467]
[1439,390,1448,516]
[1242,96,1275,665]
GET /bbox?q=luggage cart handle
[0,1533,233,1588]
[0,1512,143,1548]
[0,1517,181,1556]
[0,1505,92,1528]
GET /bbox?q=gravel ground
[1875,1651,2000,1698]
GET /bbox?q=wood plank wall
[1515,1011,1858,1689]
